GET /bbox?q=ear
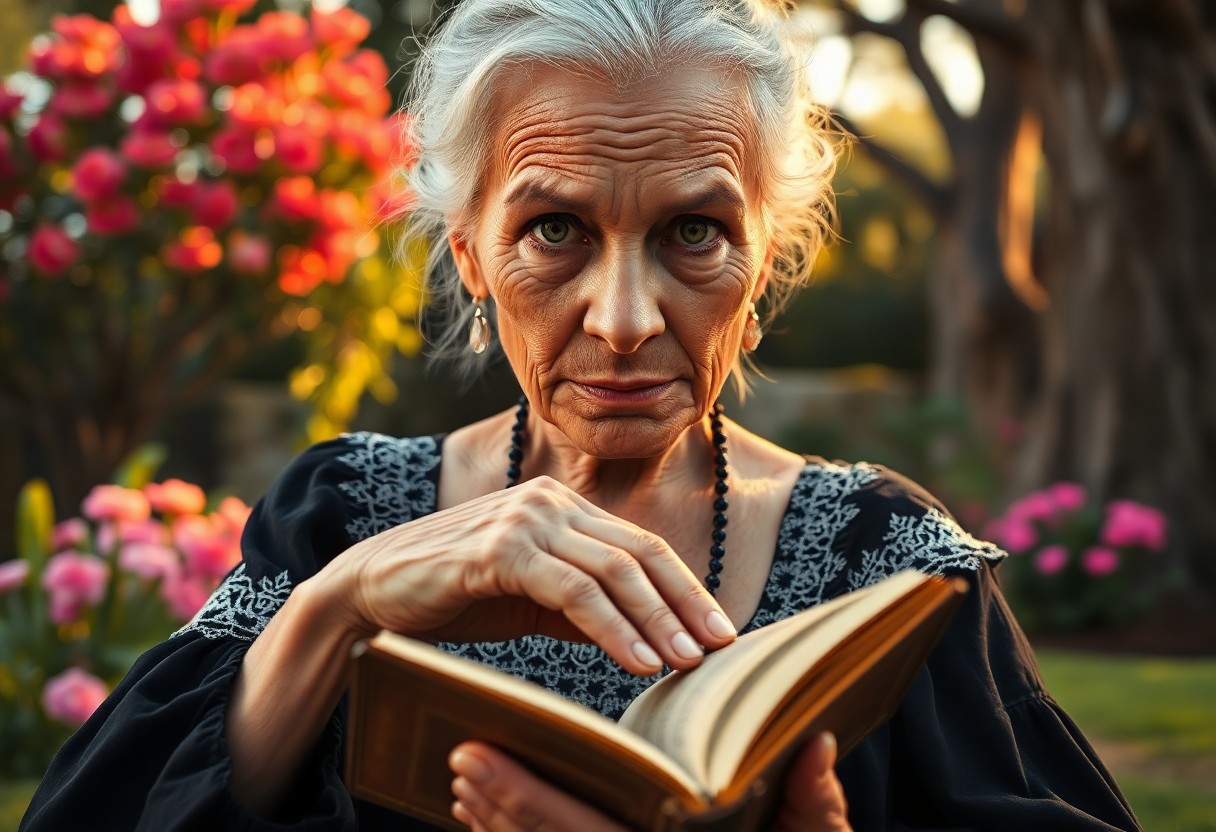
[449,229,489,299]
[751,250,774,303]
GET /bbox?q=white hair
[393,0,839,384]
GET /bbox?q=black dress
[21,433,1141,831]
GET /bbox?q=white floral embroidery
[847,507,1004,592]
[174,564,294,640]
[337,432,440,538]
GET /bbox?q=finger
[541,528,715,671]
[775,733,850,832]
[450,743,627,832]
[571,514,738,650]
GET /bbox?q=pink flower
[120,130,179,168]
[142,78,207,127]
[119,542,181,582]
[191,181,238,229]
[1007,491,1056,524]
[28,225,80,275]
[158,177,203,208]
[72,147,127,202]
[161,572,213,621]
[0,559,30,593]
[257,12,313,64]
[1046,482,1087,513]
[203,26,269,86]
[42,667,109,726]
[999,520,1037,554]
[49,80,114,119]
[164,226,223,272]
[51,517,90,550]
[227,231,270,274]
[145,478,206,516]
[0,86,23,120]
[210,126,261,175]
[116,518,169,546]
[272,176,319,222]
[322,50,390,114]
[85,195,140,235]
[1101,500,1168,552]
[274,124,323,173]
[1081,546,1120,577]
[217,496,252,535]
[1033,545,1069,576]
[42,551,110,623]
[173,514,240,579]
[27,113,70,161]
[158,0,206,26]
[311,8,371,54]
[82,484,150,524]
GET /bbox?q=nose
[582,245,665,354]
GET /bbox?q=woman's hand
[316,476,737,673]
[447,734,852,832]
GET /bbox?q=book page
[618,575,924,785]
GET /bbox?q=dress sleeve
[20,438,367,832]
[834,470,1141,831]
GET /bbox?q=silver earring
[468,300,491,355]
[742,302,762,353]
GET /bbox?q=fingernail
[450,749,491,785]
[671,630,703,659]
[820,732,837,757]
[705,610,736,639]
[632,640,663,669]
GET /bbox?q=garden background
[0,0,1213,829]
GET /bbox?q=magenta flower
[0,559,30,593]
[72,147,127,202]
[191,181,239,230]
[42,551,110,623]
[119,542,181,582]
[1082,546,1120,577]
[84,195,141,235]
[27,225,80,275]
[1034,545,1069,576]
[1009,491,1056,523]
[1046,481,1087,513]
[227,231,271,274]
[1101,500,1167,553]
[42,667,109,726]
[173,515,240,579]
[999,520,1038,554]
[119,130,180,168]
[82,484,151,524]
[142,78,208,127]
[27,113,70,161]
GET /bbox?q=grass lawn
[1037,649,1216,832]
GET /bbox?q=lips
[570,379,677,404]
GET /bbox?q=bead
[507,465,520,480]
[714,453,727,466]
[714,497,728,512]
[715,466,727,479]
[705,573,721,590]
[508,447,523,463]
[713,513,728,528]
[708,558,724,573]
[710,544,725,558]
[712,432,727,446]
[712,528,726,543]
[714,480,728,495]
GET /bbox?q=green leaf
[15,480,54,570]
[113,443,168,489]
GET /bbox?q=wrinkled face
[452,65,770,458]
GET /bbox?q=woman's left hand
[447,734,852,831]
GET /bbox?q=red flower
[157,176,204,208]
[142,78,208,127]
[311,7,371,55]
[203,25,270,86]
[322,50,390,114]
[227,82,283,130]
[158,0,206,27]
[120,130,180,168]
[164,226,223,272]
[192,180,238,229]
[0,86,23,121]
[85,195,140,235]
[50,80,115,119]
[28,225,80,275]
[257,12,313,64]
[72,147,126,202]
[27,113,70,161]
[276,244,327,296]
[209,126,261,175]
[272,176,319,222]
[274,124,324,173]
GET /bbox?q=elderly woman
[23,1,1139,830]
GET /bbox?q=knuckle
[629,527,668,560]
[641,604,681,632]
[553,568,602,609]
[599,548,642,583]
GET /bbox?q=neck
[520,410,716,512]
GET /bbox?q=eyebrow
[503,178,748,218]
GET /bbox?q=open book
[345,570,967,831]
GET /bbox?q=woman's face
[452,65,770,459]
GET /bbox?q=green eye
[678,220,714,246]
[535,219,571,244]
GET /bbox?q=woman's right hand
[314,476,737,674]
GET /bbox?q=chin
[553,407,699,460]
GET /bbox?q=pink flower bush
[993,483,1169,632]
[83,484,151,524]
[42,552,110,623]
[27,225,80,275]
[145,478,207,515]
[42,667,110,726]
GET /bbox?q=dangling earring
[742,302,762,352]
[468,299,491,354]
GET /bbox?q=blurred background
[0,0,1213,828]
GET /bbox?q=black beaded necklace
[505,396,730,595]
